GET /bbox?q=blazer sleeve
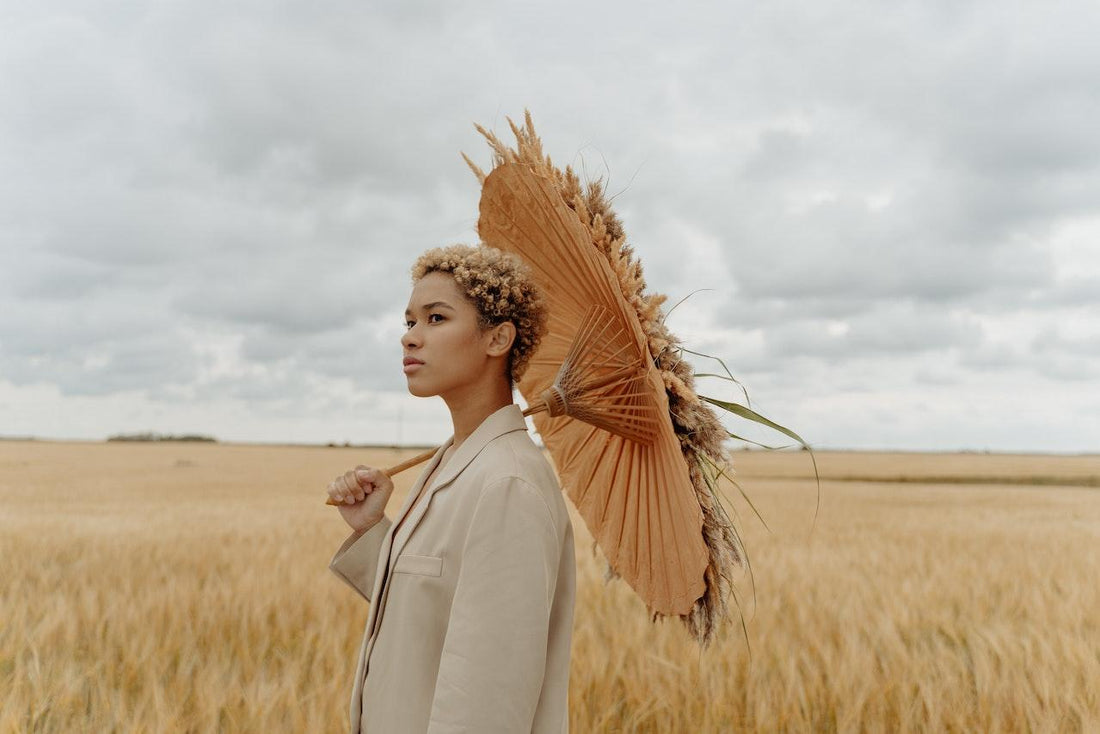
[427,476,562,733]
[328,516,392,602]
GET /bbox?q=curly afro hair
[411,244,548,384]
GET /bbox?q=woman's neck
[443,380,514,450]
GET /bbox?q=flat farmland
[2,440,1098,732]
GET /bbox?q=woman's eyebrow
[404,301,456,316]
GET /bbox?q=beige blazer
[329,404,576,734]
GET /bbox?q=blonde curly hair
[411,244,548,384]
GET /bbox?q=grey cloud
[1033,357,1097,382]
[188,371,309,405]
[713,295,876,329]
[140,3,514,195]
[913,367,962,387]
[0,287,173,356]
[953,320,1099,382]
[1032,327,1100,356]
[174,254,385,336]
[1034,277,1100,308]
[608,4,1098,322]
[0,327,199,396]
[741,129,812,183]
[1027,327,1100,381]
[761,302,982,361]
[956,340,1021,373]
[7,252,118,302]
[235,316,407,392]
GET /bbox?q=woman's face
[401,271,502,399]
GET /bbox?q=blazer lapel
[389,443,452,534]
[359,443,450,644]
[386,404,529,563]
[353,404,530,723]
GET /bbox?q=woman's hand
[327,465,394,533]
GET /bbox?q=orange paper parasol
[465,114,746,644]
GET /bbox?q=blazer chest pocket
[392,554,443,577]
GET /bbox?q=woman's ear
[485,322,517,358]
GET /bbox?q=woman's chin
[405,379,435,399]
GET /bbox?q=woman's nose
[401,327,418,349]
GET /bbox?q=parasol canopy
[480,162,710,617]
[466,113,748,643]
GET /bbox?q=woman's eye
[405,314,443,328]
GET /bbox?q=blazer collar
[428,403,528,492]
[389,403,529,556]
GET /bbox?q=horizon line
[1,434,1097,457]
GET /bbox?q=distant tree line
[107,432,217,443]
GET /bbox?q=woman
[325,244,576,734]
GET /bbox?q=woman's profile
[325,244,576,733]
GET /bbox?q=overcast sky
[2,1,1098,452]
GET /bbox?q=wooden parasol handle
[323,402,549,506]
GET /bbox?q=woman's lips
[403,357,424,374]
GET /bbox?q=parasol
[465,113,747,644]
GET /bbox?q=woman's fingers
[342,470,366,501]
[326,480,345,504]
[355,466,382,491]
[325,464,391,506]
[327,466,381,505]
[339,473,363,503]
[327,476,356,504]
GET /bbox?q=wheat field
[2,440,1098,733]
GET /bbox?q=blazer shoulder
[477,430,557,484]
[474,431,569,523]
